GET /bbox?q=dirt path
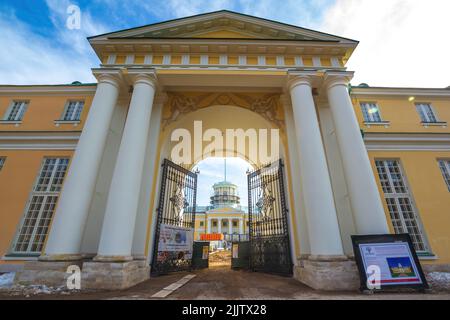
[208,250,232,267]
[1,267,450,300]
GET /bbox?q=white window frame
[360,102,384,123]
[375,159,431,254]
[438,159,450,192]
[3,100,29,122]
[60,100,84,122]
[10,157,70,256]
[415,103,439,123]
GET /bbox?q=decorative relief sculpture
[162,92,285,129]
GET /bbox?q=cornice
[364,132,450,151]
[0,131,80,150]
[351,87,450,98]
[90,38,354,57]
[0,85,97,96]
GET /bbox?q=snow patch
[0,272,15,288]
[427,272,450,291]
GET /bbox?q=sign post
[351,234,429,293]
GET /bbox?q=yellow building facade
[0,11,449,290]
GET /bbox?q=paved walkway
[1,267,450,300]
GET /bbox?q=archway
[146,103,297,276]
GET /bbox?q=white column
[95,71,157,261]
[229,219,233,234]
[132,95,165,259]
[43,70,121,260]
[325,72,389,235]
[239,219,243,235]
[207,217,211,234]
[288,74,344,257]
[218,218,222,234]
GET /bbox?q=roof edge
[87,9,359,44]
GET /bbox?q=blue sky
[1,0,449,205]
[193,157,251,206]
[1,1,449,87]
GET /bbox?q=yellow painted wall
[193,30,255,39]
[368,151,450,265]
[0,150,73,263]
[353,95,450,134]
[0,94,93,132]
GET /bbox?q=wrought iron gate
[247,159,292,275]
[151,159,198,275]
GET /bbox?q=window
[4,101,28,121]
[375,160,429,253]
[199,221,204,227]
[61,101,84,121]
[212,221,217,227]
[438,160,450,191]
[233,221,238,227]
[11,158,70,255]
[360,102,383,123]
[416,103,438,123]
[0,157,5,171]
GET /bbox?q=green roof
[213,181,237,188]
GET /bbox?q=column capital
[92,68,123,88]
[126,68,158,88]
[323,71,355,90]
[287,71,317,91]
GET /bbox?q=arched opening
[193,156,253,268]
[147,103,296,276]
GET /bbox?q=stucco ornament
[162,92,284,129]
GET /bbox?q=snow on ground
[2,284,79,297]
[0,272,81,297]
[426,272,450,292]
[0,272,15,288]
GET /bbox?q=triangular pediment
[89,10,357,44]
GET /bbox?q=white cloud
[0,10,97,85]
[0,1,111,85]
[318,0,450,88]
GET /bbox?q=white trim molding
[0,131,80,150]
[352,86,450,98]
[364,121,391,128]
[364,133,450,151]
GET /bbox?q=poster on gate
[157,224,194,262]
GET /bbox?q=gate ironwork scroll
[151,159,198,275]
[247,159,292,275]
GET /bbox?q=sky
[1,0,449,87]
[1,0,449,205]
[193,157,251,207]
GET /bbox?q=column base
[81,260,150,290]
[293,255,360,291]
[14,260,83,287]
[92,255,133,262]
[38,254,83,261]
